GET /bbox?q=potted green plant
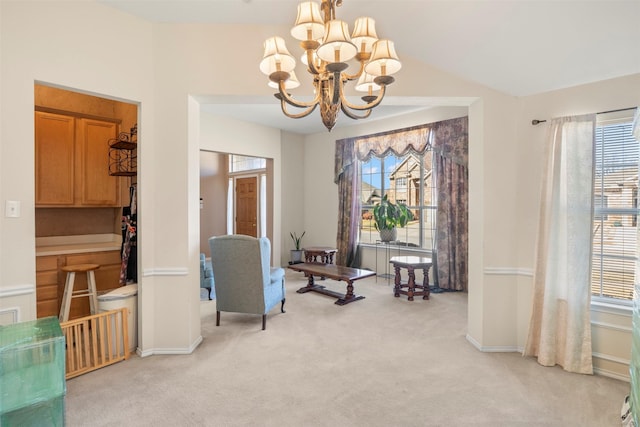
[373,195,412,242]
[289,231,305,264]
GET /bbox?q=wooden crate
[60,308,129,379]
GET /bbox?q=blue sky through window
[362,156,403,192]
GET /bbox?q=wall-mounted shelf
[109,124,137,176]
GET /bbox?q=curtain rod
[531,106,637,125]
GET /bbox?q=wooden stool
[59,263,100,322]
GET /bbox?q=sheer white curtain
[260,174,266,238]
[226,178,233,235]
[523,114,596,374]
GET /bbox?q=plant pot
[379,228,397,242]
[290,249,304,264]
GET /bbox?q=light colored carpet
[65,272,629,426]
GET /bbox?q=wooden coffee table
[289,263,375,305]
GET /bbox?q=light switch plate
[5,200,20,218]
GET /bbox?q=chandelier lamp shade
[259,0,401,131]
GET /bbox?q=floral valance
[334,116,469,182]
[354,124,432,161]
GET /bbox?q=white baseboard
[467,338,632,381]
[466,334,522,352]
[466,333,482,350]
[593,366,630,382]
[137,335,203,357]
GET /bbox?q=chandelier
[259,0,401,131]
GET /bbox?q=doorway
[34,83,139,320]
[199,151,272,255]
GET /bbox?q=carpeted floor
[65,271,629,426]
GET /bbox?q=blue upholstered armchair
[208,235,286,330]
[200,253,216,300]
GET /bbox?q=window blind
[592,118,639,301]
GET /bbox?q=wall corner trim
[142,267,189,277]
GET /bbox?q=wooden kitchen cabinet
[35,250,123,319]
[35,255,62,318]
[35,112,75,205]
[77,118,121,206]
[35,111,123,207]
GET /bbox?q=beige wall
[0,2,156,347]
[2,1,638,378]
[280,132,306,266]
[199,151,228,256]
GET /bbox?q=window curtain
[523,114,596,375]
[334,125,432,267]
[335,138,360,267]
[354,124,431,161]
[433,117,469,291]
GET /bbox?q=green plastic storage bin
[0,317,66,414]
[0,395,64,427]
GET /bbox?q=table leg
[422,266,431,300]
[407,266,416,301]
[393,265,401,297]
[304,273,315,289]
[345,280,354,300]
[335,279,365,305]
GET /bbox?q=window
[229,155,265,173]
[359,151,436,250]
[593,194,608,221]
[591,112,639,301]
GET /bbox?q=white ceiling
[98,0,640,134]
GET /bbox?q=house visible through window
[591,110,639,302]
[359,151,436,250]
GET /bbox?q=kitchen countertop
[36,234,122,256]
